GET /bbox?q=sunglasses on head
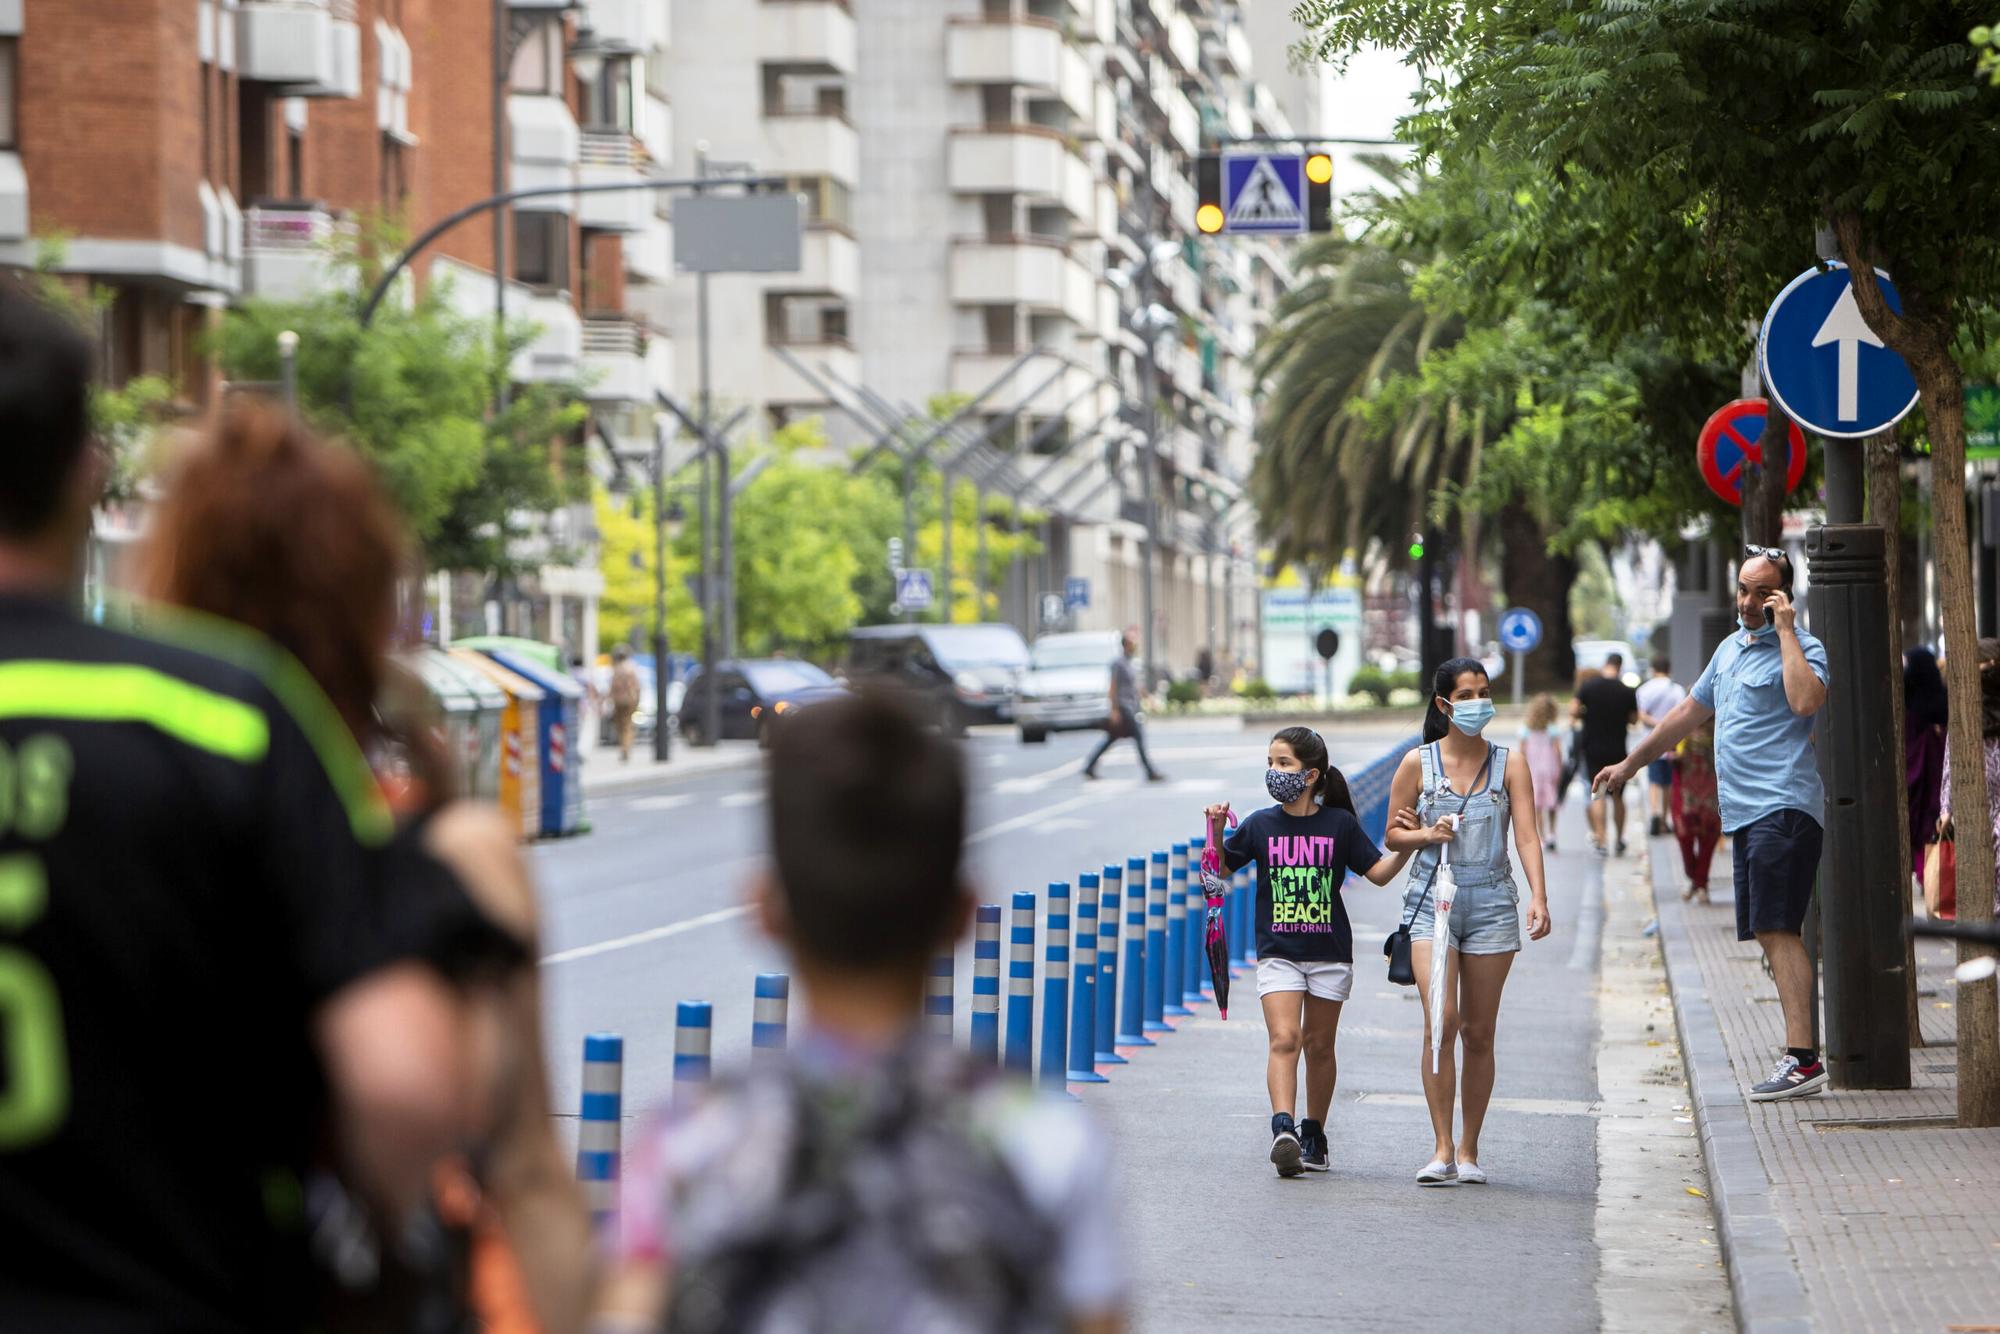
[1744,544,1786,562]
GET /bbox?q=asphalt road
[531,717,1623,1332]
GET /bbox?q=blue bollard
[1095,863,1126,1065]
[576,1033,622,1230]
[1006,891,1036,1072]
[926,953,955,1041]
[673,1001,711,1106]
[1117,857,1153,1047]
[1239,865,1258,967]
[1038,882,1070,1091]
[751,973,789,1060]
[1166,842,1194,1015]
[971,904,1001,1062]
[1182,838,1209,1004]
[1068,878,1106,1083]
[1144,851,1174,1033]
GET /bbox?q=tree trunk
[1742,401,1790,547]
[1497,498,1577,693]
[1839,221,1997,1125]
[1868,429,1922,1046]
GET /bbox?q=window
[513,212,568,291]
[583,55,638,133]
[781,175,852,230]
[379,135,407,207]
[286,127,304,198]
[0,40,20,149]
[509,20,562,95]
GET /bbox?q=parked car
[1013,630,1124,743]
[845,623,1031,736]
[678,659,847,746]
[1572,639,1641,687]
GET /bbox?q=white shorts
[1255,957,1354,1003]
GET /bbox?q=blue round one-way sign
[1498,607,1543,654]
[1758,263,1920,440]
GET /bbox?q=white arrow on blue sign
[895,568,933,612]
[1758,263,1920,440]
[1498,607,1543,654]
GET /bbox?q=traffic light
[1408,532,1425,560]
[1195,153,1334,235]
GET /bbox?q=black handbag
[1384,747,1491,984]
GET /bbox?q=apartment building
[664,0,1285,678]
[4,0,682,655]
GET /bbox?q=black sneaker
[1649,816,1666,837]
[1270,1113,1303,1178]
[1298,1118,1330,1172]
[1748,1054,1828,1101]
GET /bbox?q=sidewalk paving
[576,739,762,794]
[1651,834,2000,1334]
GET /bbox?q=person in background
[1556,665,1593,806]
[571,653,600,758]
[1905,647,1949,886]
[1520,693,1565,851]
[1636,656,1687,837]
[596,695,1127,1333]
[1980,638,2000,670]
[1083,627,1164,783]
[1940,657,2000,920]
[1572,653,1639,855]
[140,406,594,1331]
[609,645,642,763]
[1670,723,1722,903]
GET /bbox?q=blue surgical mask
[1265,768,1311,805]
[1449,699,1496,736]
[1739,616,1778,638]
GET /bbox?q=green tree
[592,486,703,655]
[915,479,1043,625]
[1300,0,2000,1122]
[216,236,587,573]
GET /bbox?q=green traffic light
[1408,542,1424,560]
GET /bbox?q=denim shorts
[1647,757,1675,787]
[1402,875,1522,955]
[1732,808,1822,942]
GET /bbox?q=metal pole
[1512,650,1523,708]
[976,483,989,615]
[1140,284,1159,690]
[276,330,298,412]
[491,0,509,412]
[902,456,916,621]
[941,463,953,624]
[695,149,724,747]
[652,416,671,762]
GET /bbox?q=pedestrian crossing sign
[1222,154,1307,235]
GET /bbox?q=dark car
[677,659,847,746]
[845,623,1030,736]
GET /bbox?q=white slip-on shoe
[1456,1162,1488,1185]
[1415,1159,1458,1186]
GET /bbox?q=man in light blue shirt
[1595,550,1831,1102]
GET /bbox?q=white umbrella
[1428,814,1461,1075]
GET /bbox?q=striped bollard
[1182,837,1209,1004]
[1095,863,1126,1065]
[1038,882,1070,1091]
[673,1001,711,1106]
[1005,891,1036,1072]
[1239,866,1258,967]
[1165,842,1194,1015]
[751,973,789,1059]
[1117,856,1153,1047]
[926,953,955,1041]
[576,1033,622,1230]
[1227,858,1246,977]
[1067,877,1106,1083]
[971,904,1002,1062]
[1144,850,1174,1033]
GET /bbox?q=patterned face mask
[1265,768,1312,804]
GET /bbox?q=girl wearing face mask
[1204,728,1414,1179]
[1384,658,1552,1186]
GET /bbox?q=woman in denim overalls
[1385,657,1553,1185]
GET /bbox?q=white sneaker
[1456,1161,1488,1185]
[1416,1159,1458,1186]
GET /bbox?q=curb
[578,746,763,796]
[1647,839,1812,1334]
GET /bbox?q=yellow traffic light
[1196,202,1225,234]
[1305,153,1333,185]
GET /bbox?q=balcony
[948,352,1109,421]
[945,19,1094,121]
[241,204,353,300]
[624,210,673,285]
[757,0,857,74]
[949,237,1096,325]
[762,114,860,185]
[511,95,580,204]
[764,338,859,407]
[579,316,651,403]
[947,126,1093,222]
[792,224,860,299]
[515,294,582,383]
[237,1,361,97]
[577,132,651,232]
[583,0,666,53]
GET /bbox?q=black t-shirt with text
[0,595,518,1332]
[1576,674,1639,759]
[1222,803,1382,964]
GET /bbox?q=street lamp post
[1111,238,1183,690]
[649,412,672,763]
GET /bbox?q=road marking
[719,791,761,809]
[627,794,694,813]
[540,904,753,965]
[966,790,1116,844]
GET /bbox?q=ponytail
[1269,726,1355,815]
[1422,656,1490,744]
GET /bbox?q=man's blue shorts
[1647,758,1674,787]
[1731,808,1823,942]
